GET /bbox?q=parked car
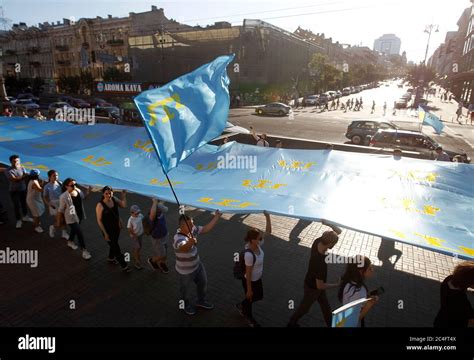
[95,106,121,122]
[89,98,113,107]
[16,93,39,103]
[255,102,291,116]
[394,98,408,109]
[68,98,91,108]
[323,91,334,101]
[345,120,398,145]
[369,129,471,162]
[13,100,40,116]
[318,93,329,104]
[335,90,342,98]
[342,87,351,96]
[304,95,320,106]
[48,102,73,118]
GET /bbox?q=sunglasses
[67,183,76,188]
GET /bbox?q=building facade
[373,34,401,55]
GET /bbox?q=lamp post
[423,24,439,65]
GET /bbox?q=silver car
[255,102,291,116]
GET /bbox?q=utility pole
[423,24,439,65]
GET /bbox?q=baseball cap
[130,205,141,213]
[29,169,40,176]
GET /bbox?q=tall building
[373,34,401,55]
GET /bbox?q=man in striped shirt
[174,211,222,315]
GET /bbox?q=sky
[1,0,471,62]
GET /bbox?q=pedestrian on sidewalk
[96,186,129,271]
[287,220,342,327]
[371,100,375,114]
[6,154,32,229]
[359,97,363,109]
[235,211,272,327]
[336,98,340,109]
[173,210,222,316]
[58,178,92,260]
[26,169,45,233]
[43,169,69,240]
[383,102,387,116]
[456,101,464,122]
[338,256,378,327]
[147,198,170,273]
[434,261,474,327]
[127,204,145,270]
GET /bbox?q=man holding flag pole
[134,54,234,314]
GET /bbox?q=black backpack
[233,249,256,280]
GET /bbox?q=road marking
[442,124,474,149]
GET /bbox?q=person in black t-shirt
[434,261,474,327]
[287,220,342,327]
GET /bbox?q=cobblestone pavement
[0,174,471,328]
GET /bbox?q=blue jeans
[179,262,207,306]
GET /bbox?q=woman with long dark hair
[58,178,92,260]
[337,256,377,327]
[235,211,271,327]
[434,261,474,327]
[95,186,130,272]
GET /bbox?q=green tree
[404,64,436,89]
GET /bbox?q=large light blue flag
[134,54,235,172]
[0,117,473,260]
[419,106,444,135]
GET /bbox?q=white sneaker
[34,226,43,233]
[22,216,33,222]
[82,249,91,260]
[67,241,78,250]
[49,225,55,238]
[16,220,22,229]
[61,230,69,240]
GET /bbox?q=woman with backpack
[95,186,130,272]
[235,211,271,327]
[147,198,169,273]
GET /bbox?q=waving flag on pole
[134,54,235,171]
[419,106,444,135]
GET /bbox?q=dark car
[394,98,408,109]
[68,98,91,108]
[345,120,398,145]
[255,102,291,116]
[369,129,471,162]
[89,98,113,107]
[16,93,39,103]
[95,106,122,123]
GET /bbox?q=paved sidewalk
[0,174,471,328]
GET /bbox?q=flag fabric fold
[134,54,235,171]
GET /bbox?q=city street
[229,82,474,158]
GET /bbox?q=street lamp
[423,24,439,65]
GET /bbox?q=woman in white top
[236,211,271,327]
[26,169,45,233]
[337,256,378,327]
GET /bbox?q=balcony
[106,39,124,46]
[57,60,71,66]
[55,45,69,52]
